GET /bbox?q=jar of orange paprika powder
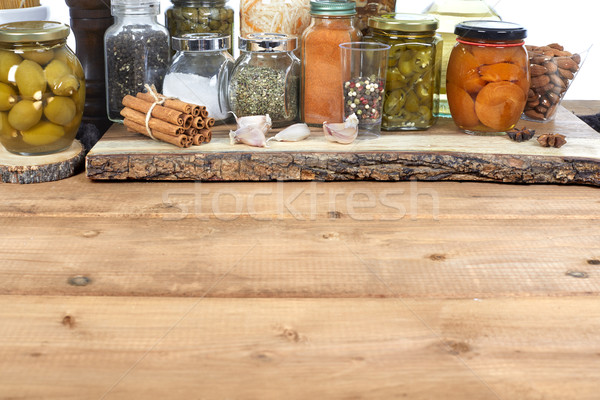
[301,0,361,125]
[446,20,528,135]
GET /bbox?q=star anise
[537,133,567,148]
[506,127,536,142]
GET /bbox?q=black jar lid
[454,20,527,41]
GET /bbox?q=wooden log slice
[0,140,85,184]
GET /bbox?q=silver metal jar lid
[172,33,231,51]
[239,33,298,52]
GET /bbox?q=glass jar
[368,13,442,130]
[301,0,361,125]
[354,0,396,36]
[240,0,311,40]
[165,0,234,54]
[105,0,170,122]
[0,21,85,155]
[423,0,500,116]
[229,33,300,127]
[446,20,528,135]
[163,33,234,123]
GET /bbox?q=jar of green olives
[0,21,84,155]
[368,13,442,130]
[165,0,234,54]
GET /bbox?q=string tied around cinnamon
[143,84,175,141]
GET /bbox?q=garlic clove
[266,123,311,143]
[229,126,267,147]
[322,113,359,144]
[232,113,272,132]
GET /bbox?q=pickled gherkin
[368,14,442,130]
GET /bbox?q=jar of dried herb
[228,33,300,127]
[104,0,170,122]
[165,0,234,55]
[301,0,361,125]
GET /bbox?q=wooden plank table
[0,100,599,399]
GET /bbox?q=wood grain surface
[86,106,600,185]
[0,140,84,184]
[1,101,600,399]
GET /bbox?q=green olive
[44,59,80,96]
[0,50,22,85]
[49,52,85,80]
[51,74,79,96]
[21,120,65,146]
[44,96,76,126]
[63,112,82,136]
[71,86,86,113]
[0,82,17,111]
[8,99,42,131]
[0,111,16,138]
[15,59,47,100]
[21,49,55,66]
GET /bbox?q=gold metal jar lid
[369,13,439,32]
[0,21,70,43]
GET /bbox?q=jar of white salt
[163,32,234,123]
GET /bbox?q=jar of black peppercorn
[165,0,234,55]
[228,33,300,127]
[104,0,170,122]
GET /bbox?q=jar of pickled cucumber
[446,21,528,135]
[368,13,442,131]
[0,21,85,156]
[165,0,234,54]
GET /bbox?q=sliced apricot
[479,62,523,82]
[475,81,527,131]
[447,81,479,129]
[471,45,521,65]
[447,47,486,95]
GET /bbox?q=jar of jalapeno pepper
[367,13,442,130]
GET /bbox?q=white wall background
[45,0,598,101]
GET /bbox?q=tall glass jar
[229,33,300,127]
[446,20,528,135]
[240,0,311,39]
[0,21,85,155]
[354,0,396,36]
[301,0,361,125]
[423,0,500,116]
[368,13,442,130]
[165,0,234,54]
[163,33,234,123]
[104,0,170,122]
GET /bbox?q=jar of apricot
[446,21,528,135]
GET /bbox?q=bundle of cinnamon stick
[120,89,215,148]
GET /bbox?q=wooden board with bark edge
[1,140,85,184]
[86,106,600,186]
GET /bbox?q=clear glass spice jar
[368,13,442,130]
[301,0,361,125]
[446,20,529,135]
[229,33,300,127]
[104,0,170,122]
[165,0,234,54]
[163,33,234,123]
[0,21,85,155]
